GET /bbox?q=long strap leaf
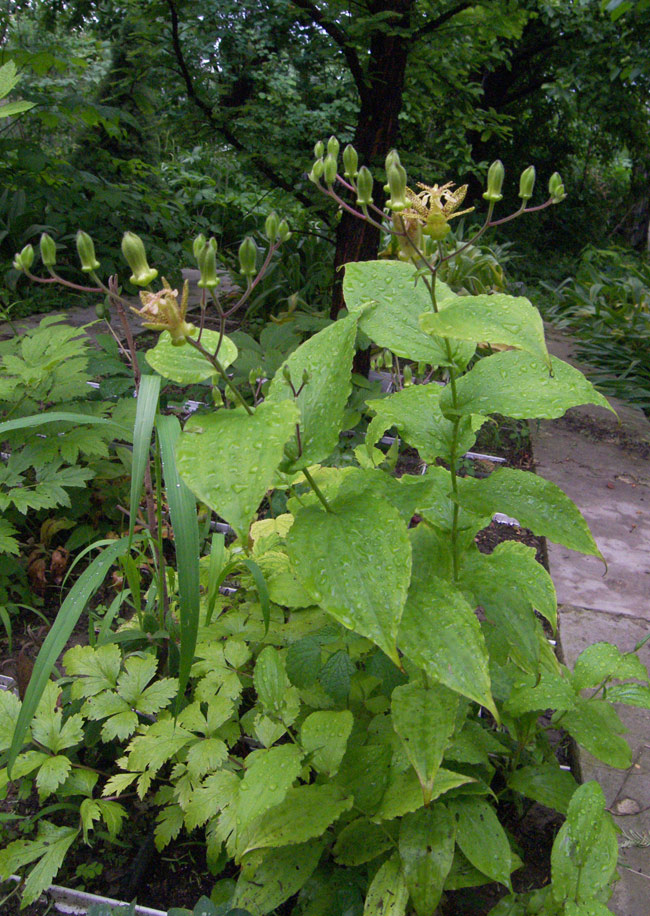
[212,556,271,634]
[6,536,133,776]
[0,411,128,436]
[156,414,200,711]
[129,374,161,541]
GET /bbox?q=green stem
[185,337,253,415]
[302,467,333,513]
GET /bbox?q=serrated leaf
[450,797,513,889]
[398,572,495,717]
[606,683,650,707]
[391,683,458,802]
[455,469,601,557]
[286,636,322,687]
[318,650,355,704]
[266,314,357,469]
[420,293,549,364]
[571,642,648,691]
[343,260,472,366]
[374,767,474,821]
[254,646,289,717]
[333,817,396,866]
[363,852,409,916]
[155,803,185,851]
[300,710,353,776]
[36,755,72,798]
[234,840,323,914]
[186,738,229,778]
[505,670,577,716]
[146,329,237,383]
[0,821,78,907]
[561,698,631,768]
[507,764,578,815]
[177,400,299,540]
[441,351,613,419]
[116,654,158,704]
[366,384,485,464]
[399,805,456,916]
[288,493,411,665]
[64,644,121,698]
[0,518,19,555]
[238,784,352,856]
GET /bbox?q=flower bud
[13,244,34,272]
[385,149,401,172]
[282,364,293,385]
[483,160,505,203]
[265,211,280,242]
[355,166,374,206]
[386,163,408,212]
[76,231,100,273]
[39,233,57,268]
[403,364,413,386]
[238,236,257,278]
[343,145,358,180]
[277,219,291,242]
[121,232,157,286]
[95,300,109,319]
[548,172,567,203]
[518,165,536,202]
[323,153,338,186]
[313,140,325,159]
[193,233,207,260]
[308,158,325,184]
[326,136,339,159]
[197,237,219,289]
[301,369,310,386]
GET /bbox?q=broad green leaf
[505,670,577,716]
[365,384,485,463]
[287,493,411,665]
[571,642,648,691]
[336,744,392,815]
[398,572,495,717]
[146,329,237,383]
[0,99,35,117]
[266,314,357,469]
[254,647,289,717]
[420,293,549,364]
[507,764,578,815]
[455,469,601,557]
[363,852,409,916]
[561,698,631,768]
[391,683,458,802]
[450,797,513,889]
[286,636,322,687]
[564,902,617,916]
[444,849,494,890]
[0,821,79,907]
[441,352,614,419]
[412,467,490,536]
[333,818,396,866]
[234,840,323,915]
[64,644,121,699]
[177,400,299,540]
[399,805,456,916]
[343,260,473,366]
[374,767,474,821]
[318,650,355,704]
[605,683,650,707]
[237,785,352,856]
[238,745,303,829]
[551,782,618,904]
[300,710,353,776]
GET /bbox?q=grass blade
[0,412,128,437]
[205,532,226,626]
[156,414,200,710]
[6,536,132,776]
[129,374,161,540]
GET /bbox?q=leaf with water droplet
[362,852,409,916]
[398,805,456,916]
[146,328,237,384]
[448,797,514,889]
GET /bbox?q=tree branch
[290,0,371,105]
[413,0,472,41]
[165,0,320,214]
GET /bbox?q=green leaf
[0,518,19,555]
[238,745,303,829]
[343,260,473,366]
[157,414,200,710]
[0,821,79,907]
[420,293,549,364]
[0,60,19,97]
[0,411,118,437]
[254,647,289,717]
[35,755,72,798]
[507,764,578,815]
[300,710,353,776]
[398,805,456,916]
[266,314,357,469]
[571,642,648,691]
[455,469,601,557]
[129,373,160,541]
[234,840,323,915]
[450,797,513,889]
[286,636,322,687]
[288,492,411,665]
[64,644,121,699]
[237,784,352,856]
[442,352,614,419]
[564,901,617,916]
[318,650,355,704]
[8,536,133,776]
[374,767,474,821]
[0,100,35,117]
[177,400,299,540]
[363,852,409,916]
[505,670,577,716]
[605,683,650,707]
[333,818,396,866]
[391,683,458,802]
[366,384,484,464]
[561,698,631,768]
[336,744,392,815]
[398,572,496,717]
[146,329,237,383]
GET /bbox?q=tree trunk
[330,0,415,320]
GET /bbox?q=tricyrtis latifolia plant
[5,145,650,916]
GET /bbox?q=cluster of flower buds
[548,172,567,203]
[12,244,34,272]
[264,211,291,244]
[482,159,566,208]
[193,235,219,289]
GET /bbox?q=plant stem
[302,467,333,513]
[184,337,253,414]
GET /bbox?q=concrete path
[532,326,650,914]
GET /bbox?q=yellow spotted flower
[402,182,474,240]
[130,278,195,345]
